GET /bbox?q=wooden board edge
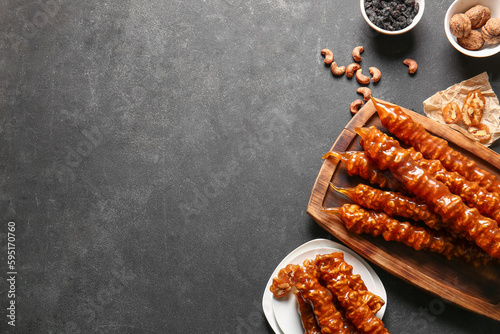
[307,101,376,214]
[347,99,378,129]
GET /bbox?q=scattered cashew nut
[350,99,364,114]
[321,49,334,65]
[352,46,364,62]
[331,62,346,76]
[369,67,381,83]
[346,63,361,78]
[355,69,370,85]
[356,87,372,101]
[403,59,418,74]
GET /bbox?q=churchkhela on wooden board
[356,125,500,259]
[405,146,500,224]
[323,151,406,194]
[327,204,496,267]
[372,97,500,194]
[323,97,500,267]
[326,183,445,231]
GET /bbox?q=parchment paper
[423,72,500,146]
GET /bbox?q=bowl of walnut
[445,0,500,57]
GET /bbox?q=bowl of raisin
[361,0,425,35]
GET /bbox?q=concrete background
[1,0,500,333]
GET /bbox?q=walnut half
[468,124,491,143]
[442,102,462,124]
[462,90,485,126]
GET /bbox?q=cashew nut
[352,46,364,62]
[355,69,370,85]
[369,67,381,83]
[346,63,361,78]
[330,62,346,76]
[350,99,364,114]
[321,49,334,65]
[356,87,372,101]
[403,59,418,74]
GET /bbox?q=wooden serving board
[307,98,500,321]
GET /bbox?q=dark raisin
[365,0,419,31]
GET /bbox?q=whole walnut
[450,13,471,38]
[481,17,500,44]
[458,30,485,50]
[465,5,491,29]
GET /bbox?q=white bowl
[444,0,500,57]
[360,0,425,35]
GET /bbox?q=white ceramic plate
[262,239,387,334]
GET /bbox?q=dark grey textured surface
[1,0,500,333]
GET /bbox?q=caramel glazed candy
[294,291,323,334]
[327,183,445,231]
[271,261,355,334]
[270,256,387,333]
[356,125,500,259]
[294,261,350,334]
[325,183,497,265]
[371,97,500,194]
[323,151,407,194]
[327,204,495,267]
[316,253,389,334]
[326,148,500,224]
[405,146,500,224]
